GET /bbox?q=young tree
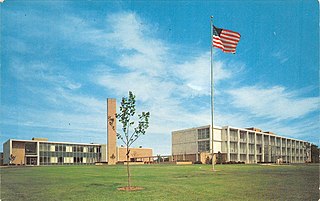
[111,91,150,189]
[9,154,16,165]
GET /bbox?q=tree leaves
[115,91,150,147]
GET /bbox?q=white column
[289,140,292,163]
[292,140,295,163]
[246,131,249,163]
[227,127,230,162]
[294,141,297,163]
[285,138,288,163]
[237,130,240,162]
[297,141,300,163]
[302,142,305,162]
[280,137,282,159]
[262,135,265,162]
[37,142,40,166]
[254,133,257,163]
[268,135,271,162]
[273,136,278,161]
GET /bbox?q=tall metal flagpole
[210,16,215,171]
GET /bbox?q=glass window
[198,128,210,139]
[39,143,45,152]
[198,140,210,152]
[50,157,58,163]
[66,146,72,152]
[50,145,55,152]
[25,143,37,155]
[58,157,63,164]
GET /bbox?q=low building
[172,125,312,164]
[3,138,101,166]
[2,138,153,166]
[117,147,153,162]
[2,98,154,166]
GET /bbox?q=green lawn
[1,164,319,201]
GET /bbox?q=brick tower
[107,98,117,165]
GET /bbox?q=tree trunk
[126,147,131,189]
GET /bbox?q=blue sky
[1,1,319,154]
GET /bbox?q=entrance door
[26,157,37,165]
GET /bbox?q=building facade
[2,98,153,166]
[3,138,153,166]
[3,138,101,166]
[172,125,312,164]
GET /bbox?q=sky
[1,0,319,154]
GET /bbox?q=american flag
[212,26,241,53]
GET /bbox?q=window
[198,140,210,152]
[66,146,72,152]
[76,146,83,152]
[25,143,37,155]
[229,129,238,141]
[39,144,45,152]
[64,157,73,163]
[50,157,58,163]
[198,128,210,139]
[50,145,55,152]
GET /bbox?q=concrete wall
[213,127,222,153]
[101,144,107,162]
[172,128,198,155]
[3,140,11,165]
[172,126,222,156]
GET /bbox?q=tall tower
[107,98,117,165]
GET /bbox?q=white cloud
[173,53,235,96]
[10,60,82,90]
[107,12,167,58]
[227,86,319,120]
[92,12,237,138]
[4,9,318,154]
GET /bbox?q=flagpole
[210,16,215,171]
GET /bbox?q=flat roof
[172,125,222,133]
[222,126,310,143]
[7,139,101,146]
[171,125,310,144]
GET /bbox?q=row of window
[39,143,100,153]
[230,153,306,162]
[39,156,99,164]
[39,151,100,158]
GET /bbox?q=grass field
[1,164,319,201]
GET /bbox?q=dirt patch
[117,186,144,191]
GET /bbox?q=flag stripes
[212,26,240,53]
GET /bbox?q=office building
[172,125,312,164]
